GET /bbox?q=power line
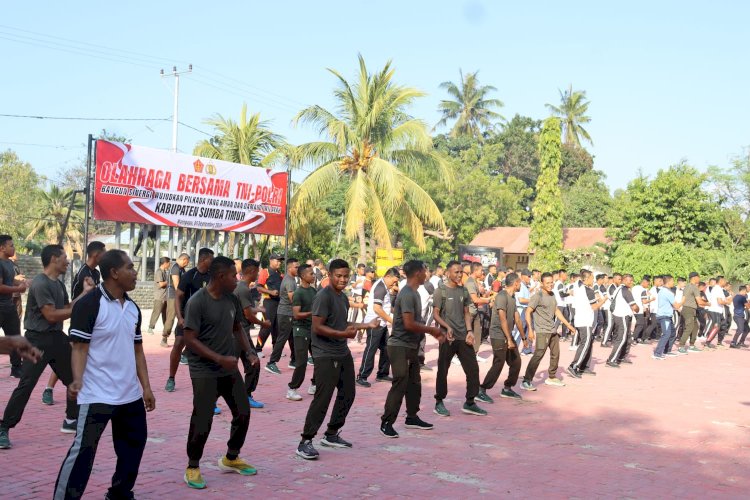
[0,113,171,121]
[178,121,212,137]
[0,141,80,149]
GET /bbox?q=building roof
[469,227,608,254]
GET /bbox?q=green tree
[607,163,722,248]
[0,150,41,242]
[435,70,504,140]
[529,117,564,270]
[559,142,594,186]
[27,185,85,252]
[289,55,451,261]
[610,243,701,279]
[491,115,540,185]
[546,84,593,147]
[562,170,612,227]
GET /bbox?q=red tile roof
[469,227,608,254]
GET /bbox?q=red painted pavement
[1,322,749,499]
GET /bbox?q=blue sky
[2,1,748,191]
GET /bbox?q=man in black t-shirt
[71,241,105,300]
[0,235,28,378]
[288,264,318,400]
[182,257,259,489]
[256,254,284,352]
[295,259,376,460]
[165,248,214,393]
[163,253,189,342]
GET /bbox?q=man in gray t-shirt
[267,259,299,373]
[522,273,575,390]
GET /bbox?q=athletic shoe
[606,361,621,368]
[380,422,399,438]
[308,385,317,395]
[476,355,487,363]
[665,352,679,357]
[248,397,264,409]
[688,346,702,352]
[321,432,352,448]
[404,416,434,430]
[568,345,577,351]
[160,338,169,348]
[286,388,303,401]
[179,355,188,365]
[184,467,206,489]
[256,351,265,359]
[451,357,461,365]
[521,347,534,356]
[61,419,77,433]
[376,375,393,382]
[420,364,433,372]
[296,439,319,460]
[678,347,688,354]
[9,368,21,379]
[434,401,450,417]
[544,377,566,387]
[500,387,522,399]
[521,380,536,391]
[42,388,54,406]
[355,378,371,388]
[476,388,494,404]
[307,356,314,366]
[582,369,597,376]
[288,362,296,369]
[566,366,582,379]
[265,363,281,375]
[0,429,10,449]
[165,377,175,392]
[620,358,633,364]
[704,343,717,349]
[651,354,665,360]
[147,327,154,334]
[214,406,221,416]
[729,343,739,349]
[218,456,257,475]
[461,402,488,416]
[716,343,728,350]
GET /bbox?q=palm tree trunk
[250,233,260,260]
[357,222,367,264]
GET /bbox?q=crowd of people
[0,233,748,498]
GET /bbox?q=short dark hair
[99,249,129,280]
[403,260,425,278]
[557,269,567,275]
[613,273,623,278]
[178,253,190,260]
[716,275,724,281]
[357,263,365,269]
[209,256,234,276]
[699,281,706,287]
[623,273,634,280]
[596,273,606,281]
[470,262,483,273]
[570,273,579,279]
[298,264,313,276]
[384,267,400,278]
[505,272,519,287]
[0,235,13,247]
[41,244,65,267]
[198,247,214,262]
[314,259,323,266]
[86,241,106,255]
[329,259,350,274]
[580,269,592,280]
[242,258,259,272]
[159,257,171,265]
[662,274,674,281]
[739,285,747,292]
[541,272,553,281]
[677,277,686,283]
[287,258,299,265]
[446,260,461,270]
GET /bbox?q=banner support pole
[83,134,93,261]
[284,166,291,262]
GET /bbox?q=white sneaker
[476,355,487,363]
[288,362,296,369]
[286,388,303,401]
[308,384,317,395]
[569,345,577,351]
[451,357,461,365]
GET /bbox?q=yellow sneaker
[218,456,258,476]
[184,467,206,489]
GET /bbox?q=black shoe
[9,368,21,379]
[296,439,319,460]
[404,416,433,430]
[355,378,371,388]
[566,366,582,379]
[375,375,393,382]
[605,361,620,368]
[500,387,522,399]
[380,422,399,438]
[729,343,739,349]
[620,358,633,364]
[321,432,352,448]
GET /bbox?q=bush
[609,243,701,279]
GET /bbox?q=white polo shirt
[69,284,143,405]
[708,286,725,314]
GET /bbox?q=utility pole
[160,64,192,152]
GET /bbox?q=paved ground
[1,316,749,499]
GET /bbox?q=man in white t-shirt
[357,268,400,386]
[704,276,732,348]
[567,270,606,378]
[631,277,651,344]
[607,274,639,367]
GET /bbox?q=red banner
[93,140,288,235]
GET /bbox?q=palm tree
[289,55,451,261]
[546,84,593,147]
[194,104,284,257]
[435,69,504,140]
[27,185,84,252]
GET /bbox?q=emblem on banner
[206,163,217,175]
[193,159,204,173]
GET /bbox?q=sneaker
[544,377,566,387]
[566,366,582,379]
[61,419,77,434]
[716,343,728,350]
[582,368,597,376]
[0,428,11,449]
[180,355,188,365]
[184,467,206,489]
[9,368,21,379]
[286,388,303,401]
[160,338,169,348]
[451,357,461,365]
[147,327,154,334]
[218,456,257,475]
[419,364,433,372]
[568,345,577,351]
[296,439,319,460]
[404,416,434,430]
[434,401,451,417]
[688,346,702,352]
[461,402,488,416]
[288,362,296,369]
[375,375,393,382]
[522,347,534,356]
[476,388,494,404]
[665,352,678,357]
[256,351,265,358]
[500,387,522,400]
[619,358,633,364]
[380,421,399,438]
[704,343,717,349]
[307,356,314,366]
[521,380,537,391]
[248,396,265,409]
[355,378,371,388]
[307,384,317,395]
[321,432,352,448]
[42,388,54,406]
[265,362,281,375]
[475,355,487,363]
[606,361,621,368]
[214,406,221,416]
[165,377,175,392]
[651,354,665,360]
[678,347,688,354]
[729,343,739,349]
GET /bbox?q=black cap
[269,253,285,261]
[689,272,700,279]
[521,269,532,277]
